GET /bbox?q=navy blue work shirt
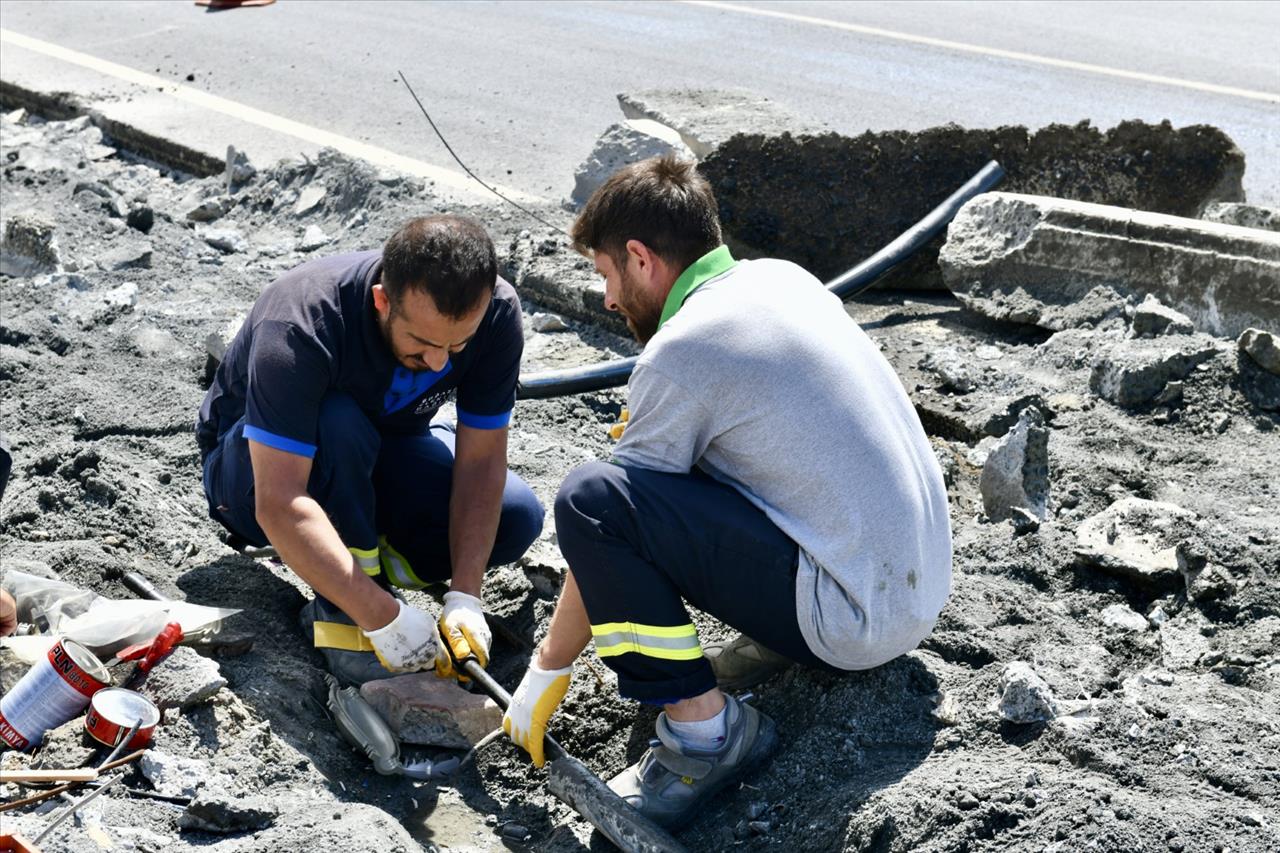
[196,250,522,461]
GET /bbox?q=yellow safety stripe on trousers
[378,535,427,590]
[590,621,703,661]
[349,545,381,576]
[313,621,376,653]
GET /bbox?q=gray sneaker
[607,693,777,829]
[703,634,793,692]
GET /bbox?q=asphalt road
[1,0,1277,203]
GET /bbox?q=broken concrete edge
[0,77,223,177]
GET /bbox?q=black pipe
[515,160,1004,400]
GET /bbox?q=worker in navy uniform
[196,215,543,684]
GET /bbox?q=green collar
[657,245,737,332]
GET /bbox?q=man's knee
[492,476,545,565]
[554,461,629,557]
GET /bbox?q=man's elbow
[253,490,298,535]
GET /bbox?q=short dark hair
[571,154,721,272]
[381,215,497,318]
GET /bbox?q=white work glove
[361,600,437,673]
[434,591,492,681]
[502,659,573,767]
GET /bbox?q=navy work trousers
[203,393,544,588]
[555,461,828,704]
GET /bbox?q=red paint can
[0,638,109,751]
[85,688,161,749]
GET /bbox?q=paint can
[0,638,110,751]
[85,687,160,749]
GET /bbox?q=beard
[618,265,662,344]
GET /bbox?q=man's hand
[502,659,573,767]
[361,600,438,672]
[0,589,17,637]
[434,591,492,680]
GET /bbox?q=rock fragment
[1,213,60,276]
[571,122,693,207]
[1075,498,1198,589]
[126,206,155,234]
[941,193,1280,337]
[921,348,976,393]
[141,646,227,710]
[360,674,503,749]
[185,196,229,223]
[1202,202,1280,232]
[140,751,209,798]
[1089,337,1219,408]
[298,224,330,251]
[1237,328,1280,376]
[33,718,98,770]
[531,311,569,333]
[294,184,327,216]
[225,145,256,192]
[1100,604,1149,632]
[997,662,1060,723]
[202,227,249,254]
[204,314,247,364]
[1130,294,1195,338]
[180,792,278,833]
[980,407,1048,522]
[618,88,822,158]
[98,242,152,271]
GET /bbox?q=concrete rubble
[1238,327,1280,376]
[141,750,213,798]
[180,791,279,833]
[997,662,1060,723]
[1,212,60,276]
[618,89,825,159]
[141,645,229,710]
[1100,603,1149,633]
[361,673,504,749]
[1202,201,1280,232]
[1129,294,1195,338]
[980,406,1050,522]
[1089,334,1221,408]
[1075,498,1199,589]
[570,122,693,208]
[940,192,1280,338]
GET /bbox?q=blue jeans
[203,393,543,588]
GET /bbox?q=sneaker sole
[659,711,780,832]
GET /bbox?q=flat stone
[140,750,210,798]
[1089,335,1220,408]
[1100,604,1149,632]
[298,224,330,251]
[1202,202,1280,233]
[570,122,694,207]
[1130,294,1195,338]
[1,213,60,276]
[360,674,503,749]
[204,314,247,364]
[180,791,278,833]
[997,662,1060,724]
[97,242,152,271]
[1237,328,1280,376]
[702,119,1244,288]
[980,406,1049,522]
[294,184,327,216]
[202,227,249,254]
[1075,498,1198,589]
[941,193,1280,338]
[921,347,977,393]
[617,88,823,158]
[141,646,227,711]
[185,196,229,223]
[531,311,569,333]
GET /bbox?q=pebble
[531,311,569,333]
[298,224,330,251]
[202,228,248,254]
[956,791,980,810]
[748,820,772,835]
[499,822,531,842]
[1211,412,1231,434]
[747,801,768,820]
[998,662,1060,723]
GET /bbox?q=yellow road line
[681,1,1280,105]
[0,27,542,200]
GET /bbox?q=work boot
[299,596,399,688]
[608,693,777,829]
[703,634,793,692]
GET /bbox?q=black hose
[515,160,1004,400]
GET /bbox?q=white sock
[667,705,728,752]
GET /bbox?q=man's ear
[372,283,391,317]
[624,239,660,282]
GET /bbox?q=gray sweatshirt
[611,252,952,669]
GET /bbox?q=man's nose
[423,351,448,372]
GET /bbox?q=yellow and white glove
[607,407,630,441]
[361,600,437,672]
[502,660,572,767]
[434,591,492,681]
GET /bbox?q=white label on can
[0,642,99,751]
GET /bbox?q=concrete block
[1238,328,1280,376]
[1202,202,1279,233]
[180,791,278,833]
[941,193,1280,338]
[700,119,1244,287]
[141,646,227,711]
[571,123,693,208]
[140,750,210,798]
[360,673,503,749]
[618,89,823,159]
[1075,498,1197,589]
[1130,294,1194,338]
[997,662,1059,723]
[1,213,60,276]
[1089,335,1220,408]
[980,406,1049,522]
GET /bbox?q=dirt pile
[2,108,1278,853]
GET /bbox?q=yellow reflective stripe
[379,536,427,590]
[590,621,702,661]
[349,546,381,576]
[313,621,375,652]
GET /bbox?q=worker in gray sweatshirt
[502,154,952,829]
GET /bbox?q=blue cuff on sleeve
[243,425,318,458]
[457,408,512,430]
